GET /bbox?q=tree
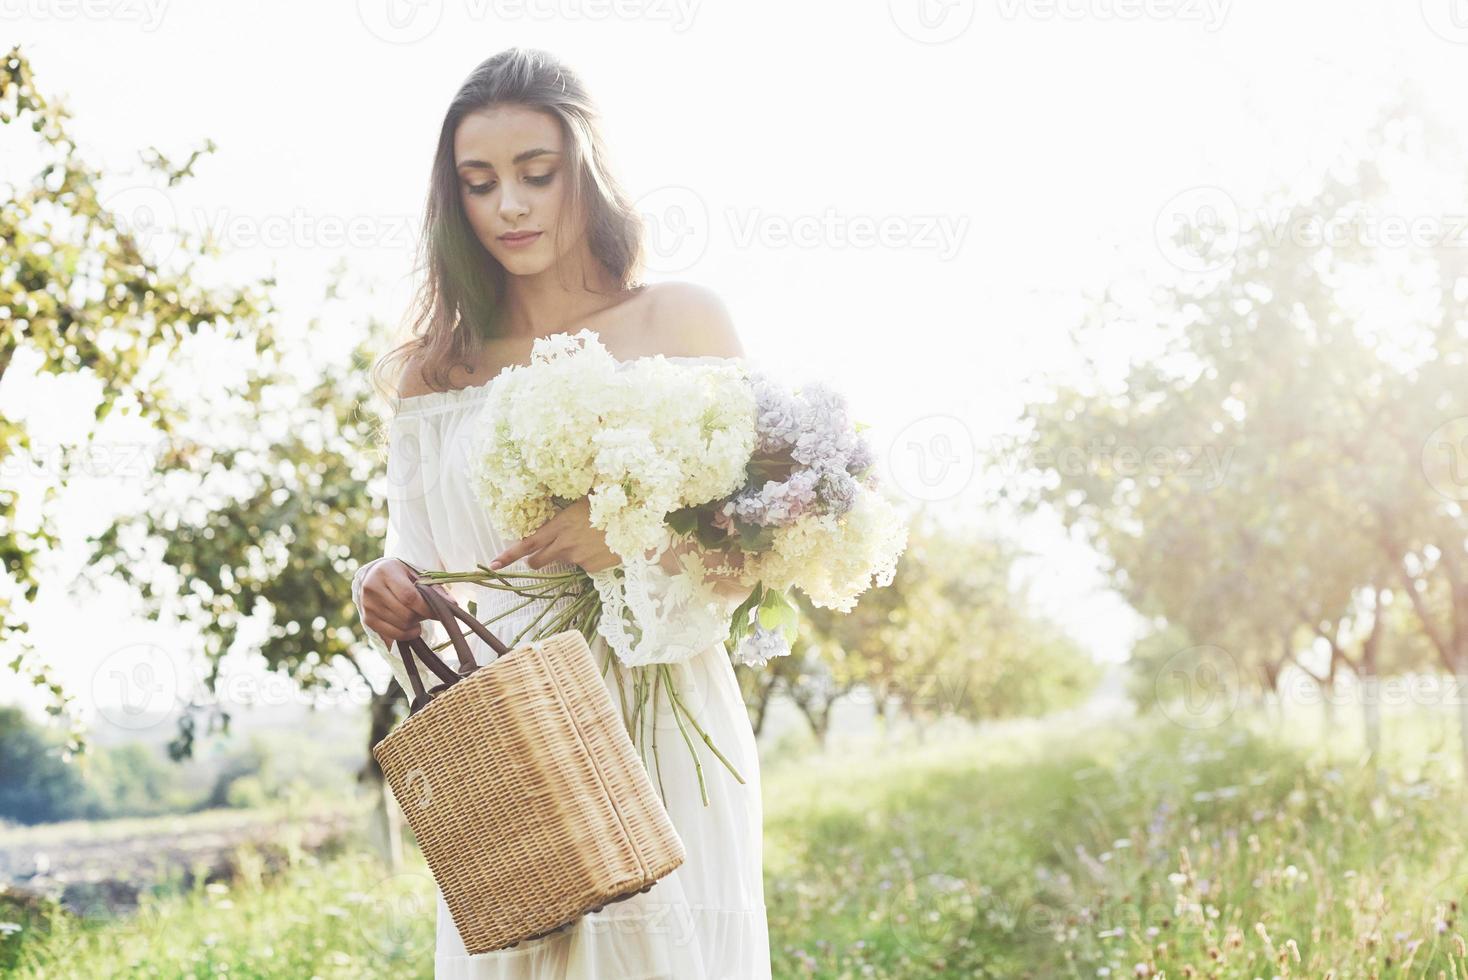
[757,505,1098,747]
[83,325,403,767]
[3,49,409,798]
[0,705,96,824]
[1013,99,1467,765]
[1,47,269,753]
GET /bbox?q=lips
[500,231,542,242]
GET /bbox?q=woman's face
[453,103,581,277]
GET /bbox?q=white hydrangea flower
[461,327,908,668]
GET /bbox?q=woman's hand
[488,496,622,573]
[360,558,453,642]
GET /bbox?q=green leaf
[756,587,800,642]
[726,581,764,647]
[666,507,698,536]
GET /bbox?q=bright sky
[4,0,1466,727]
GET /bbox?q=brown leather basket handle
[395,635,462,715]
[392,578,517,715]
[416,580,514,665]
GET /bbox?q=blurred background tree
[2,46,406,786]
[1,46,271,752]
[738,507,1099,748]
[1013,101,1468,769]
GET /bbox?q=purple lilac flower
[818,467,858,515]
[729,371,874,528]
[733,469,821,525]
[751,374,801,455]
[789,384,861,470]
[846,438,875,477]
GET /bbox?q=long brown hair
[369,47,647,405]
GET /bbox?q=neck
[498,245,627,339]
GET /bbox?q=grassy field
[7,704,1468,977]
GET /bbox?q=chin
[492,249,552,276]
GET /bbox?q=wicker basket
[371,578,686,954]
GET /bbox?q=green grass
[0,797,356,849]
[762,707,1468,977]
[3,843,437,978]
[8,705,1468,977]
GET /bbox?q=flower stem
[661,664,709,808]
[651,667,668,807]
[662,665,745,786]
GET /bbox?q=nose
[499,184,529,222]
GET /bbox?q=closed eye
[466,173,556,196]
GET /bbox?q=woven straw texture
[372,628,686,955]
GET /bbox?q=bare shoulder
[644,281,746,359]
[396,348,435,399]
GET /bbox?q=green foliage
[1015,102,1468,712]
[0,706,97,824]
[760,711,1468,977]
[82,331,401,761]
[0,46,411,764]
[198,732,360,812]
[755,586,799,643]
[724,580,763,656]
[0,716,191,824]
[752,506,1100,743]
[3,847,432,978]
[0,46,275,753]
[74,741,183,819]
[11,710,1468,976]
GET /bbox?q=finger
[524,538,565,571]
[384,574,439,620]
[488,539,523,569]
[560,545,591,573]
[367,589,423,634]
[374,619,422,642]
[366,572,420,617]
[365,604,420,639]
[491,526,551,569]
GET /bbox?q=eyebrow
[456,148,560,171]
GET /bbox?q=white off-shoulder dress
[351,355,772,980]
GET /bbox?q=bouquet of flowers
[415,329,908,804]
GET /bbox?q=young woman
[351,47,772,979]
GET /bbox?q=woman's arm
[654,532,755,603]
[353,411,449,696]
